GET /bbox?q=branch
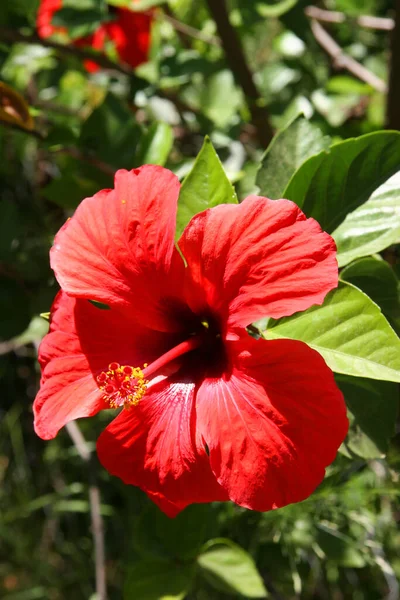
[50,146,116,177]
[0,118,45,140]
[387,0,400,128]
[310,19,387,93]
[204,0,274,148]
[159,10,221,47]
[305,6,394,31]
[66,421,107,600]
[0,121,118,176]
[0,27,134,77]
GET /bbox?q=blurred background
[0,0,399,598]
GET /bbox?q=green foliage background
[0,0,399,599]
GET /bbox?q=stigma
[96,362,148,409]
[97,333,205,410]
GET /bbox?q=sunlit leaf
[176,137,238,239]
[341,256,400,319]
[256,114,329,199]
[107,0,167,8]
[333,171,400,267]
[284,131,400,232]
[136,122,173,166]
[256,0,298,18]
[197,539,267,598]
[124,559,194,600]
[337,375,398,457]
[264,281,400,382]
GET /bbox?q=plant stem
[66,421,107,600]
[305,6,394,31]
[310,19,387,92]
[0,27,133,76]
[204,0,274,148]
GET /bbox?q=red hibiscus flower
[34,165,348,517]
[36,0,152,72]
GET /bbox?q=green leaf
[264,281,400,382]
[133,504,212,561]
[80,93,141,170]
[197,539,267,598]
[317,524,366,568]
[256,115,329,199]
[201,70,242,129]
[337,375,398,458]
[136,122,173,166]
[176,137,238,239]
[2,316,49,350]
[124,559,194,600]
[283,131,400,233]
[341,256,400,319]
[52,8,103,39]
[42,173,103,210]
[88,300,110,310]
[108,0,166,8]
[333,171,400,267]
[256,0,298,18]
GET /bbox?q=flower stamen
[97,334,205,410]
[96,362,148,409]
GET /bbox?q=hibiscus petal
[106,9,152,69]
[34,291,171,440]
[50,166,184,331]
[196,336,348,511]
[97,378,228,515]
[178,196,338,328]
[36,0,64,38]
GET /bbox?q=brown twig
[0,27,134,77]
[0,118,45,140]
[387,0,400,129]
[34,99,85,118]
[50,146,116,177]
[158,10,221,47]
[204,0,274,148]
[310,19,387,92]
[66,421,107,600]
[305,6,394,31]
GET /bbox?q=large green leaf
[256,115,329,199]
[176,137,238,239]
[200,70,242,129]
[283,131,400,233]
[80,93,141,170]
[136,122,173,166]
[264,281,400,382]
[341,256,400,319]
[132,504,212,561]
[317,524,366,568]
[337,375,398,458]
[333,171,400,267]
[124,559,194,600]
[197,539,267,598]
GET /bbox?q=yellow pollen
[121,200,126,204]
[96,362,148,409]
